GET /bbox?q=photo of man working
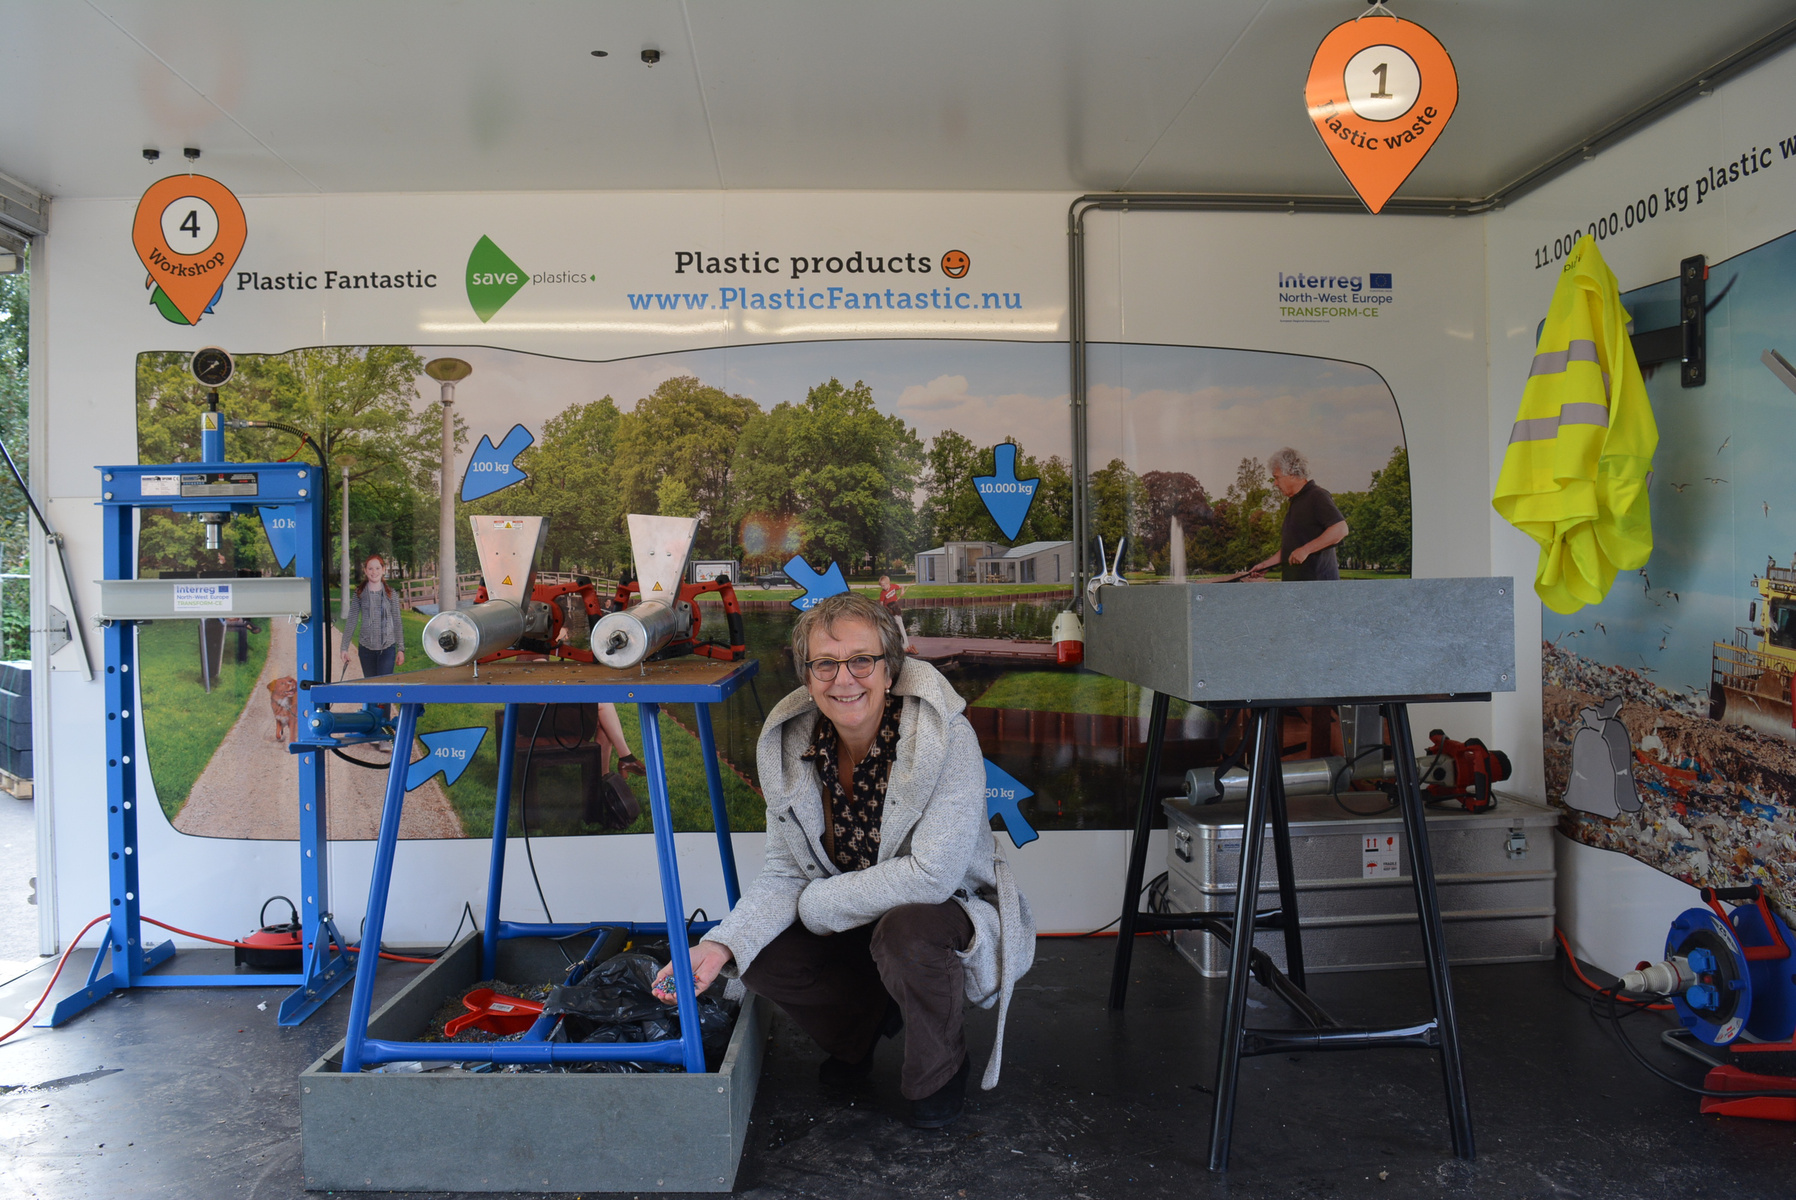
[1249,446,1350,581]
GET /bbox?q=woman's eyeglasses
[805,655,885,681]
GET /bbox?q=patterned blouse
[802,694,904,871]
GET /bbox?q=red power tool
[1419,730,1512,813]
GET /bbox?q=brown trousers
[741,900,973,1099]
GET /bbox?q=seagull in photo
[1660,635,1669,650]
[1668,482,1692,493]
[1595,622,1607,635]
[1667,591,1680,603]
[1705,477,1728,485]
[1766,502,1772,518]
[1718,436,1732,454]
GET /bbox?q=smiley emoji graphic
[940,250,970,279]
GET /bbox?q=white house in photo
[973,540,1074,585]
[911,541,1005,583]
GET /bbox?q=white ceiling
[2,0,1792,203]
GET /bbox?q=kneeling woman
[655,591,1033,1127]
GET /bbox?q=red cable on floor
[1554,926,1673,1011]
[141,916,437,963]
[0,913,112,1044]
[0,911,442,1045]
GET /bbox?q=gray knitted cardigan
[705,656,1036,1090]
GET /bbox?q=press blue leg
[638,702,707,1074]
[694,702,740,908]
[484,702,520,981]
[340,702,420,1074]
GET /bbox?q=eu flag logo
[1369,273,1392,289]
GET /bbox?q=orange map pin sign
[1305,14,1457,214]
[132,175,247,324]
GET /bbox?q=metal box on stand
[1162,793,1557,976]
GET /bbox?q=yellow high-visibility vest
[1493,235,1657,614]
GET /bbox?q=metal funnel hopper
[470,515,548,607]
[627,514,698,599]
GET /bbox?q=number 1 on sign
[1371,62,1391,98]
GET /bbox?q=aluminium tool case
[1161,792,1557,976]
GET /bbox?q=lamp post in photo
[424,357,472,614]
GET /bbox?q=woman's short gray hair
[1268,447,1311,479]
[791,591,907,678]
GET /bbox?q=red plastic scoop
[444,988,544,1038]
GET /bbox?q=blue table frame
[310,655,757,1074]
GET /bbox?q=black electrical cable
[1599,982,1796,1099]
[423,900,479,960]
[1060,873,1168,938]
[1331,744,1398,816]
[517,703,574,965]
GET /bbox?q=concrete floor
[0,936,1792,1198]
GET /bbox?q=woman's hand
[395,650,405,666]
[652,940,733,1004]
[339,647,352,663]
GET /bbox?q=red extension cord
[0,914,437,1045]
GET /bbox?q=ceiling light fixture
[183,147,201,163]
[143,148,160,163]
[640,48,660,66]
[590,49,608,57]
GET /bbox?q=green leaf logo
[466,235,527,322]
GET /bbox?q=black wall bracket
[1630,254,1706,387]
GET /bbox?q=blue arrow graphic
[258,506,299,569]
[460,424,535,502]
[784,556,850,611]
[973,443,1039,541]
[983,759,1039,848]
[406,727,488,791]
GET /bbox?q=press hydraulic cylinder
[422,600,526,668]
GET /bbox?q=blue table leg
[483,702,520,981]
[694,702,741,909]
[340,702,420,1075]
[638,702,707,1074]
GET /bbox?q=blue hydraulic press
[47,347,359,1027]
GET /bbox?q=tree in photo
[1336,446,1412,574]
[1192,457,1281,573]
[612,375,759,557]
[463,397,627,575]
[1088,458,1142,569]
[0,261,25,656]
[734,378,923,576]
[1139,470,1213,571]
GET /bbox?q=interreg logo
[466,236,527,322]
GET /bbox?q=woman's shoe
[616,754,647,778]
[908,1055,970,1129]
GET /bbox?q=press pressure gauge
[190,346,234,388]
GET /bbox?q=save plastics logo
[465,235,595,322]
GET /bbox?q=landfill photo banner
[1542,224,1796,916]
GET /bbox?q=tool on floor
[443,988,546,1038]
[235,896,304,970]
[1184,727,1512,814]
[1610,884,1796,1120]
